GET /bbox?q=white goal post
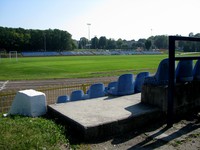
[9,51,18,61]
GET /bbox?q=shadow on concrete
[110,111,200,150]
[110,113,166,145]
[128,122,199,150]
[103,95,125,101]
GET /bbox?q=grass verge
[0,114,68,150]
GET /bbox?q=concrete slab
[48,93,162,141]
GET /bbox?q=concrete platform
[48,93,162,141]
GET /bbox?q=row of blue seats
[144,58,200,85]
[56,72,150,103]
[21,50,162,57]
[57,58,200,103]
[61,51,161,56]
[21,52,60,56]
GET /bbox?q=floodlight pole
[87,23,91,49]
[150,28,153,50]
[43,32,46,51]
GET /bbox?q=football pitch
[0,55,167,80]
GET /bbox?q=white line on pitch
[0,80,9,91]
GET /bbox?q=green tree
[116,38,123,49]
[145,40,152,50]
[91,37,99,49]
[106,38,116,49]
[137,39,146,49]
[30,29,43,50]
[0,26,74,52]
[153,35,168,49]
[98,36,107,49]
[78,37,88,49]
[194,33,200,52]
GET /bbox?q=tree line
[0,26,200,52]
[79,35,169,50]
[78,36,157,50]
[0,26,76,52]
[178,33,200,52]
[79,33,200,52]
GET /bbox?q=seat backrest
[144,58,176,85]
[193,59,200,80]
[70,90,85,101]
[117,74,135,94]
[104,81,117,95]
[176,60,193,82]
[108,81,118,89]
[88,83,105,99]
[155,58,169,82]
[57,95,69,103]
[135,72,149,93]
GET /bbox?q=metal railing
[168,36,200,127]
[0,82,109,113]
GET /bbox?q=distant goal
[9,51,18,61]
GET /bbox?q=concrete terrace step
[48,93,162,141]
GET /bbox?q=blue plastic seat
[176,60,193,82]
[144,58,170,85]
[70,90,85,101]
[193,59,200,80]
[107,74,135,96]
[86,83,105,99]
[104,81,118,94]
[135,72,150,93]
[56,95,70,103]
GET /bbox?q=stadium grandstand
[21,50,162,57]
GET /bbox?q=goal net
[9,51,18,61]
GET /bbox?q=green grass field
[0,55,167,80]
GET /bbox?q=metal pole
[87,23,91,49]
[150,28,153,50]
[167,36,175,127]
[43,33,46,51]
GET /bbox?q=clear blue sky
[0,0,200,40]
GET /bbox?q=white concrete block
[9,89,47,117]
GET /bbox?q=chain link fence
[0,82,109,113]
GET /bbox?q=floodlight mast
[43,32,46,51]
[87,23,91,49]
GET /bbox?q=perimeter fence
[0,82,109,113]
